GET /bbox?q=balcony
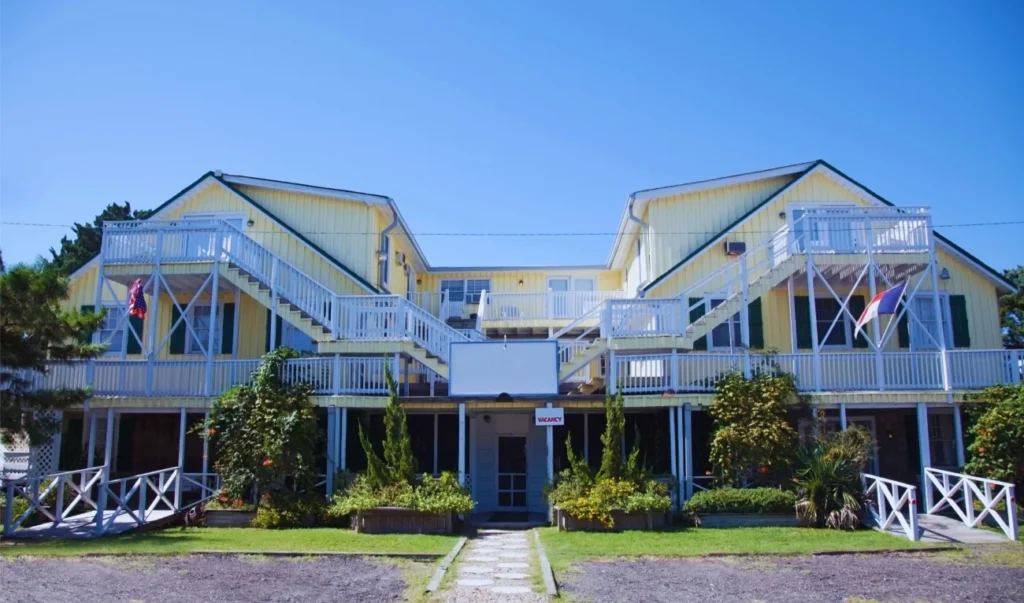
[609,349,1021,394]
[477,290,628,327]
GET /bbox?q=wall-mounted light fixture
[416,278,422,285]
[778,211,787,219]
[246,219,255,227]
[518,279,524,288]
[939,268,951,281]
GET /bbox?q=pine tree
[48,202,153,277]
[597,388,625,480]
[358,362,416,488]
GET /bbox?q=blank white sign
[449,340,559,397]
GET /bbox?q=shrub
[683,487,796,515]
[793,446,863,530]
[329,471,473,517]
[964,384,1024,493]
[252,491,327,529]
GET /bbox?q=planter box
[695,513,803,528]
[555,507,668,531]
[206,509,256,528]
[353,507,454,534]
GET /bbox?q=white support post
[201,411,210,486]
[805,254,821,391]
[927,241,951,390]
[89,241,107,390]
[740,252,751,378]
[204,230,222,396]
[839,403,848,430]
[94,407,114,535]
[339,408,348,471]
[787,276,798,352]
[146,231,163,396]
[326,407,336,497]
[952,405,965,468]
[683,404,693,500]
[232,288,241,358]
[332,354,342,395]
[670,349,679,391]
[175,408,186,510]
[866,216,885,390]
[916,403,932,510]
[82,411,97,490]
[608,350,617,394]
[457,403,466,486]
[545,402,554,483]
[404,358,410,397]
[269,257,279,351]
[433,413,439,476]
[669,406,678,510]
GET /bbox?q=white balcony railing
[610,350,1021,394]
[479,290,628,323]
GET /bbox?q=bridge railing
[862,473,919,541]
[924,467,1018,541]
[98,466,181,535]
[2,466,106,535]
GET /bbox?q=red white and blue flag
[128,278,147,320]
[854,281,906,339]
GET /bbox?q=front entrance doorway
[497,436,527,509]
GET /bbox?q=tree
[964,384,1024,494]
[48,202,153,277]
[0,256,105,445]
[1000,265,1024,349]
[200,348,319,503]
[597,388,625,480]
[709,371,804,487]
[358,363,416,488]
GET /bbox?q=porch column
[952,405,965,468]
[339,408,348,471]
[175,408,186,510]
[86,411,98,468]
[204,229,222,396]
[805,255,821,391]
[457,403,466,486]
[146,235,162,396]
[683,404,693,500]
[326,407,336,497]
[94,407,115,535]
[740,252,751,378]
[916,403,933,510]
[433,413,439,476]
[269,257,279,351]
[669,406,678,510]
[839,403,848,430]
[545,402,554,483]
[866,215,885,390]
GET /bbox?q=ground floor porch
[41,400,966,514]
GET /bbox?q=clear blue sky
[2,1,1022,271]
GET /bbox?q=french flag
[854,281,907,338]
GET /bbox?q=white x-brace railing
[862,473,919,541]
[925,467,1019,541]
[2,466,106,535]
[98,466,181,534]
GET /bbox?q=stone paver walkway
[444,529,546,602]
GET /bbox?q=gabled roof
[640,160,1016,294]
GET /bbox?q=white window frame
[186,303,225,356]
[95,304,127,355]
[440,278,491,305]
[787,202,859,252]
[908,293,953,350]
[379,236,391,287]
[440,279,466,303]
[814,296,853,349]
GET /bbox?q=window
[187,305,224,355]
[929,413,957,467]
[708,298,742,350]
[815,298,850,347]
[441,279,491,305]
[910,294,952,349]
[96,306,126,354]
[378,236,390,286]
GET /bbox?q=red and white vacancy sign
[535,408,564,426]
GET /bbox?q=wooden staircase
[221,265,332,343]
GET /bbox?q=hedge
[683,487,795,515]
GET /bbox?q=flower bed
[353,507,454,534]
[206,509,257,528]
[554,507,668,532]
[683,487,801,528]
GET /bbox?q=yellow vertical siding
[420,269,622,295]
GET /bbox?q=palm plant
[793,446,864,530]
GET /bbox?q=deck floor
[7,510,175,540]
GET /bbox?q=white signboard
[535,408,564,426]
[449,340,559,397]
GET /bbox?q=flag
[128,278,147,320]
[854,281,906,338]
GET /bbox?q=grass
[537,526,937,572]
[0,527,460,558]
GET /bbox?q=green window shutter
[794,296,812,350]
[169,306,185,355]
[126,315,144,354]
[79,305,96,344]
[221,303,235,355]
[949,295,970,348]
[897,310,910,348]
[748,298,764,349]
[849,296,869,349]
[688,297,707,351]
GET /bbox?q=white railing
[180,472,221,504]
[924,468,1018,541]
[480,290,627,323]
[100,466,180,534]
[558,339,600,383]
[3,466,106,535]
[401,299,471,363]
[605,298,686,338]
[862,473,919,541]
[948,350,1022,388]
[797,206,931,255]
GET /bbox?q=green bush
[965,384,1024,494]
[251,491,327,529]
[683,487,796,515]
[329,471,473,517]
[793,446,863,530]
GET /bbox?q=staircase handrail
[400,296,472,362]
[475,290,488,331]
[550,299,605,340]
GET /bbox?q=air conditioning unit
[724,241,746,256]
[395,251,407,265]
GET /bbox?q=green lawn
[0,527,460,558]
[537,527,937,571]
